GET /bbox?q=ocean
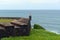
[0,10,60,34]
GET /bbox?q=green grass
[0,19,13,22]
[1,29,60,40]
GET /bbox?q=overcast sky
[0,0,60,10]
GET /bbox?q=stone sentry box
[0,15,32,38]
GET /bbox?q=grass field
[1,29,60,40]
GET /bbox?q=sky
[0,0,60,10]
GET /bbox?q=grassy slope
[2,29,60,40]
